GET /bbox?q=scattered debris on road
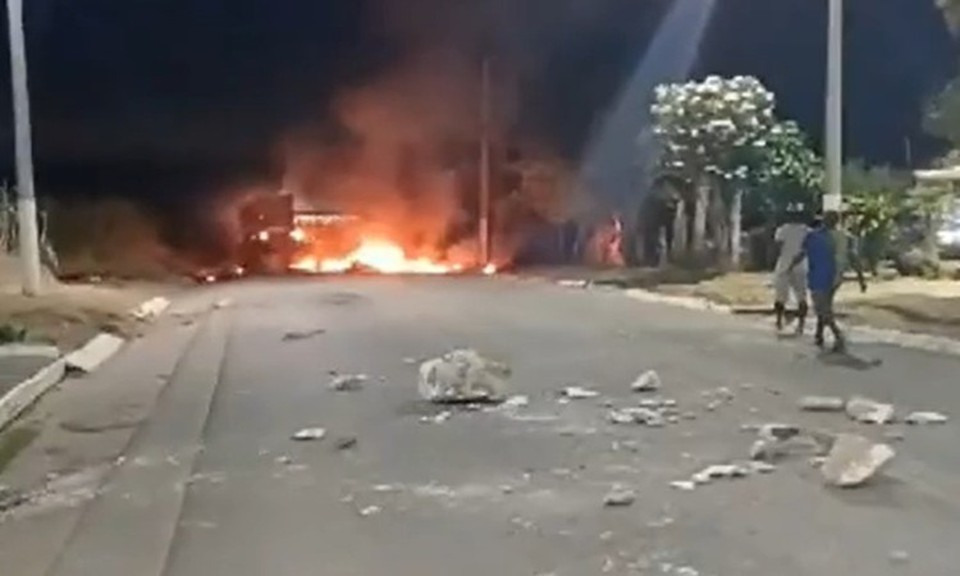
[501,395,529,409]
[691,463,750,485]
[602,487,636,507]
[329,373,368,392]
[291,427,327,442]
[845,396,895,425]
[608,407,665,427]
[420,411,452,424]
[561,386,600,399]
[904,411,949,425]
[631,370,662,392]
[798,396,846,412]
[130,297,170,321]
[418,349,510,404]
[282,328,326,342]
[821,433,895,487]
[358,505,381,517]
[670,480,697,491]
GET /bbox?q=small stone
[292,427,326,441]
[420,411,452,424]
[758,423,802,442]
[603,488,636,507]
[608,410,636,425]
[631,370,662,392]
[821,433,895,487]
[715,387,735,401]
[358,505,381,517]
[334,436,358,451]
[500,485,514,494]
[600,530,615,541]
[809,456,827,468]
[888,550,910,564]
[670,480,696,491]
[329,373,368,392]
[563,386,600,399]
[697,464,750,481]
[275,455,293,465]
[904,411,949,425]
[799,395,846,412]
[675,567,699,576]
[705,400,721,412]
[502,395,529,409]
[750,461,777,474]
[666,415,679,424]
[845,396,895,425]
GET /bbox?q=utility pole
[6,0,43,295]
[478,56,491,267]
[823,0,843,214]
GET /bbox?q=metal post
[479,57,491,266]
[823,0,843,213]
[6,0,43,294]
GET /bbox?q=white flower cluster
[651,75,777,180]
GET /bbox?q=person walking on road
[772,204,810,334]
[788,211,867,353]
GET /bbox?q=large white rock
[417,349,510,403]
[821,433,895,487]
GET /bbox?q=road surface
[4,275,960,575]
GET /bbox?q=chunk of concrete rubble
[670,480,696,491]
[692,464,750,484]
[749,461,777,474]
[603,487,637,507]
[562,386,600,399]
[420,411,452,424]
[905,411,949,425]
[417,349,510,403]
[758,423,802,442]
[608,407,665,427]
[845,396,895,425]
[130,296,170,321]
[821,433,895,487]
[501,395,529,409]
[329,373,368,392]
[798,395,846,412]
[291,428,326,441]
[631,370,662,392]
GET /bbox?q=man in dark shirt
[789,212,866,352]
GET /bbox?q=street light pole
[823,0,843,213]
[478,56,492,266]
[6,0,43,295]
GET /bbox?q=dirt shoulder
[523,265,960,342]
[0,282,175,352]
[653,272,960,340]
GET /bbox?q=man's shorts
[811,289,835,319]
[774,268,808,304]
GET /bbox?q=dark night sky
[0,0,956,205]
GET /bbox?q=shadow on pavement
[816,350,883,371]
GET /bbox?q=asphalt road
[29,276,960,575]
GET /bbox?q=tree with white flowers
[652,75,780,264]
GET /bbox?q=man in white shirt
[773,204,809,334]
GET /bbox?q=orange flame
[291,238,468,275]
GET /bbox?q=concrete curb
[64,334,126,374]
[0,358,66,431]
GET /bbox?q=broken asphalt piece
[334,436,358,451]
[329,373,368,392]
[602,487,636,507]
[282,328,326,342]
[631,370,662,393]
[798,395,846,412]
[904,411,949,425]
[418,349,510,404]
[821,433,895,488]
[562,386,600,399]
[845,396,895,425]
[291,427,326,442]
